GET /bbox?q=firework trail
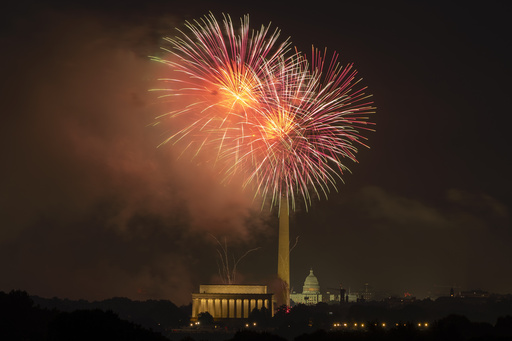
[151,13,375,210]
[150,13,290,161]
[238,49,375,210]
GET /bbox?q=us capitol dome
[290,268,322,305]
[303,269,321,294]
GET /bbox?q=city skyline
[0,0,510,306]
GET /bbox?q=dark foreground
[2,290,512,340]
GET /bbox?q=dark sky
[1,1,511,305]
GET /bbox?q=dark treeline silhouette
[0,290,169,340]
[32,293,190,333]
[231,312,512,341]
[342,296,512,324]
[289,314,512,341]
[232,302,512,341]
[3,290,512,340]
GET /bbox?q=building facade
[290,269,323,305]
[191,284,274,321]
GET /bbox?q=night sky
[1,1,511,306]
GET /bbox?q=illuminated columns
[229,299,235,318]
[192,286,274,320]
[236,299,242,318]
[244,299,249,317]
[201,299,207,315]
[221,299,228,318]
[215,299,221,317]
[208,299,214,314]
[192,298,198,318]
[278,195,290,307]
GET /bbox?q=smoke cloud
[0,6,272,305]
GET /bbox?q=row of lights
[333,323,367,328]
[394,323,429,327]
[191,322,258,327]
[190,321,428,329]
[190,322,224,329]
[333,322,429,328]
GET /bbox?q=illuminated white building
[290,269,323,305]
[191,284,273,321]
[290,269,375,305]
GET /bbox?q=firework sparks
[150,13,290,160]
[151,13,375,210]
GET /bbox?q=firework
[150,13,290,162]
[151,13,375,209]
[218,48,375,210]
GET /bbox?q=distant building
[360,283,374,301]
[346,293,359,302]
[290,269,377,305]
[191,285,273,321]
[429,285,462,299]
[343,283,375,302]
[347,283,374,302]
[460,289,490,299]
[290,269,323,305]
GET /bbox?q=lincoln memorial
[191,284,274,321]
